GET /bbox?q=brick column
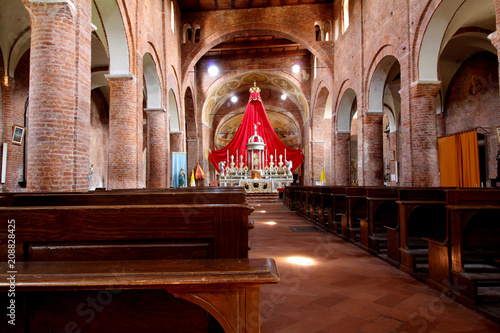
[488,30,500,92]
[107,74,139,189]
[170,131,183,153]
[145,108,167,188]
[388,131,398,186]
[363,113,384,186]
[26,0,91,192]
[335,132,350,185]
[2,77,17,191]
[409,82,441,187]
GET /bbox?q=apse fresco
[215,111,301,148]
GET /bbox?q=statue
[218,161,226,176]
[286,159,293,175]
[253,153,259,169]
[89,164,94,182]
[178,168,186,187]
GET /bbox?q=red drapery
[209,90,304,172]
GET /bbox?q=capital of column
[144,108,166,113]
[410,80,441,98]
[488,31,499,50]
[28,0,76,14]
[105,73,136,81]
[2,76,14,88]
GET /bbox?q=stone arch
[367,54,400,133]
[181,24,334,88]
[337,87,357,133]
[201,70,309,128]
[93,0,130,75]
[143,52,162,108]
[416,0,496,82]
[168,88,180,132]
[334,85,358,186]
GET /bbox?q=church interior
[1,0,500,332]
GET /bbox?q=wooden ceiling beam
[200,49,310,61]
[212,39,301,51]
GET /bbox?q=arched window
[343,0,349,32]
[171,1,175,33]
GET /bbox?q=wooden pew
[296,186,310,218]
[359,187,399,256]
[395,188,448,275]
[0,187,247,207]
[326,187,347,235]
[0,202,253,332]
[340,187,368,242]
[427,189,500,308]
[0,259,279,332]
[308,187,323,224]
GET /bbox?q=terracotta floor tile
[249,203,500,332]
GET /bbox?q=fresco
[215,110,301,148]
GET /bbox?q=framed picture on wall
[12,124,25,146]
[389,150,395,161]
[496,126,500,144]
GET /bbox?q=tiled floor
[248,203,500,333]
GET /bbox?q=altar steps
[246,193,281,204]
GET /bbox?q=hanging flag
[190,170,195,186]
[320,169,327,185]
[195,164,205,179]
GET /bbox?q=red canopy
[209,88,303,173]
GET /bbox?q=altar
[209,83,303,193]
[219,174,292,193]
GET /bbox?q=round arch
[201,71,309,128]
[143,52,162,108]
[181,25,334,88]
[168,89,180,132]
[93,0,130,75]
[417,0,496,82]
[367,55,401,133]
[337,88,357,133]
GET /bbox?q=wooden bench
[326,187,347,235]
[359,187,399,256]
[295,186,310,218]
[427,189,500,307]
[0,187,247,207]
[395,188,448,275]
[0,259,279,332]
[340,187,368,242]
[0,201,254,332]
[308,187,323,223]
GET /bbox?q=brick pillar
[107,74,139,189]
[145,108,167,188]
[187,139,198,178]
[26,0,91,192]
[363,113,384,186]
[335,132,350,185]
[170,131,183,153]
[2,77,17,191]
[389,131,398,186]
[409,82,441,187]
[488,30,500,92]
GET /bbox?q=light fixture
[281,94,287,101]
[264,222,277,225]
[292,64,301,74]
[287,257,314,266]
[231,96,238,103]
[208,65,219,76]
